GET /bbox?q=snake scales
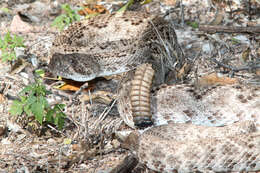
[48,11,260,172]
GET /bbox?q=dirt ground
[0,0,259,172]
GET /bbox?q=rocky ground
[0,0,259,172]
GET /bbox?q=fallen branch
[199,25,260,33]
[210,58,260,72]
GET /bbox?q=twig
[72,82,89,100]
[210,57,260,72]
[47,124,67,137]
[205,33,230,49]
[199,25,260,33]
[180,0,184,27]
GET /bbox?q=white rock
[14,47,25,58]
[202,42,213,53]
[10,15,33,33]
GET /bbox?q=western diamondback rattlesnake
[48,11,260,172]
[118,64,260,172]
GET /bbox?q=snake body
[48,12,260,172]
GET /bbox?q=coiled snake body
[48,11,260,172]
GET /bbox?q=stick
[199,25,260,33]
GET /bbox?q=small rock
[20,72,29,79]
[47,138,56,145]
[6,120,22,133]
[14,47,25,58]
[202,42,213,54]
[115,130,132,142]
[10,15,33,33]
[30,54,38,67]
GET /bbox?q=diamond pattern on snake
[48,11,260,173]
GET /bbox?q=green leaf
[53,104,66,129]
[39,95,49,108]
[0,38,4,47]
[9,100,24,116]
[118,0,134,12]
[20,84,34,95]
[46,108,54,122]
[231,38,240,45]
[25,95,37,106]
[0,7,9,13]
[75,14,80,21]
[187,21,199,29]
[55,112,65,130]
[9,52,16,60]
[31,102,44,124]
[20,95,27,103]
[1,52,10,61]
[13,35,24,47]
[64,17,71,25]
[4,31,12,43]
[8,78,67,130]
[24,104,32,116]
[35,69,45,77]
[52,4,80,31]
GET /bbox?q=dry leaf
[197,73,238,87]
[58,83,81,91]
[78,4,108,16]
[177,62,192,80]
[0,94,5,104]
[56,80,94,92]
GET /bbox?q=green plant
[9,80,66,130]
[51,3,80,31]
[0,7,10,13]
[187,21,199,29]
[0,31,25,62]
[231,37,240,45]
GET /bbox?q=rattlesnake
[118,64,260,172]
[48,11,260,172]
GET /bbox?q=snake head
[48,52,100,82]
